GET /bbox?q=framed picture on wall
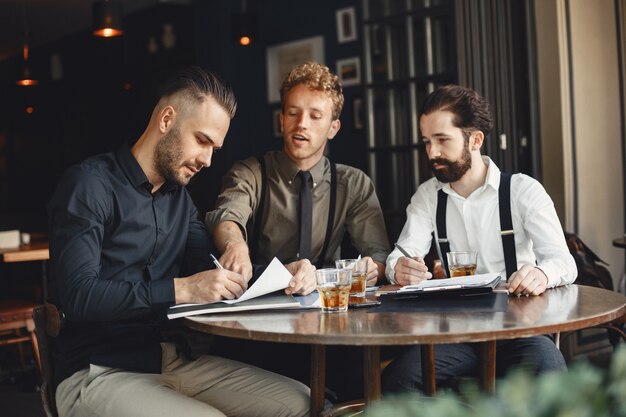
[336,57,361,87]
[266,36,325,103]
[336,7,357,43]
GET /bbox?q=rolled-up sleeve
[386,183,437,283]
[514,176,577,288]
[205,158,260,240]
[345,170,390,264]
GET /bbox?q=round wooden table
[184,285,626,417]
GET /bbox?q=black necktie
[298,171,313,260]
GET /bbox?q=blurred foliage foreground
[365,345,626,417]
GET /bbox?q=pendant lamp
[232,0,256,46]
[93,1,123,38]
[16,37,37,86]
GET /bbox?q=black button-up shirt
[47,143,215,385]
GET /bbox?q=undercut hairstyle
[157,66,237,119]
[280,62,344,120]
[421,84,493,140]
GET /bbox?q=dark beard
[429,142,472,183]
[154,126,187,186]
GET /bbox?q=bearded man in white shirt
[382,84,577,394]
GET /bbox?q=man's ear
[327,119,341,140]
[158,106,176,134]
[471,131,484,151]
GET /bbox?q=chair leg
[30,330,42,375]
[25,317,42,374]
[17,342,26,369]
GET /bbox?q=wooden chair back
[33,304,62,417]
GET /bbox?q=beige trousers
[56,343,310,417]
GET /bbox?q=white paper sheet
[399,273,501,292]
[221,257,292,304]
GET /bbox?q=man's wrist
[224,239,248,253]
[173,277,188,304]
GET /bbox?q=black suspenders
[249,156,268,261]
[436,172,517,279]
[251,156,337,269]
[498,173,517,279]
[436,191,451,276]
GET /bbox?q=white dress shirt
[386,157,577,287]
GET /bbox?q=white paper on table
[399,273,501,292]
[221,257,292,304]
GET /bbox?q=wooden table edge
[183,304,626,346]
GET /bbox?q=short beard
[429,140,472,183]
[154,125,187,186]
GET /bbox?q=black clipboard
[374,274,506,313]
[392,273,501,298]
[375,290,509,313]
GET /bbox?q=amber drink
[316,268,351,312]
[446,251,478,277]
[449,264,478,277]
[335,258,368,298]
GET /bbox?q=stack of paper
[399,273,501,293]
[168,257,301,319]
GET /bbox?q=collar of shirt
[440,156,501,200]
[275,151,327,188]
[115,143,178,195]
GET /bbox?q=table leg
[363,345,381,404]
[310,345,326,417]
[479,341,496,394]
[421,344,436,396]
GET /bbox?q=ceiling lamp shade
[16,43,38,87]
[93,1,123,38]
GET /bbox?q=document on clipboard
[396,273,501,297]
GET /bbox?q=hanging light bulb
[93,1,123,38]
[16,35,38,87]
[232,0,256,46]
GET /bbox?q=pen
[210,254,224,270]
[394,243,412,258]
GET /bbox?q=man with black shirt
[48,66,312,417]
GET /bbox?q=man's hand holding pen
[213,253,317,297]
[393,243,433,286]
[173,268,248,304]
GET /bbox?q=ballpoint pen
[210,254,224,269]
[394,243,412,258]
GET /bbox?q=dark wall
[190,0,366,214]
[0,0,364,231]
[0,4,196,231]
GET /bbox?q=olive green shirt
[206,151,390,266]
